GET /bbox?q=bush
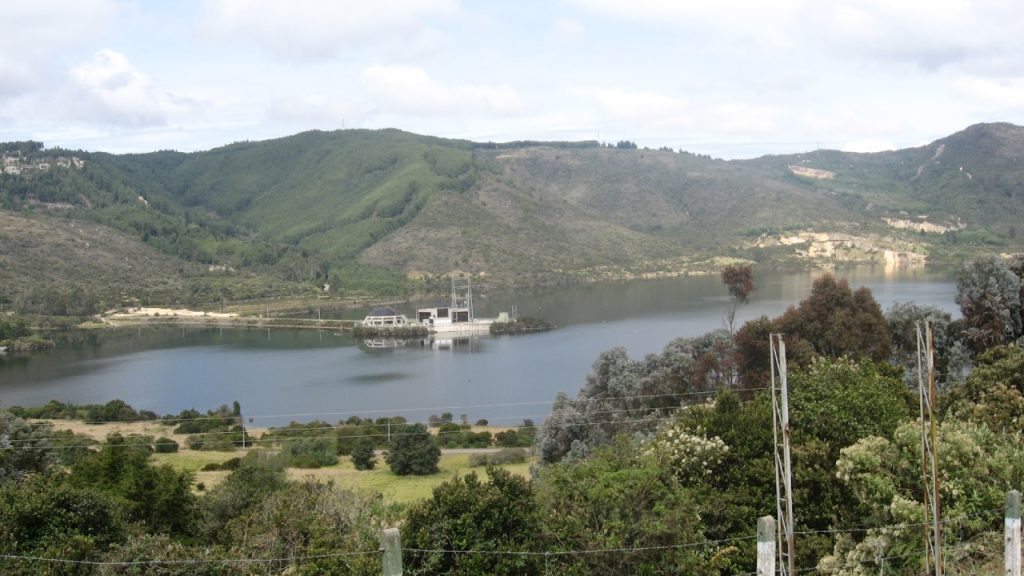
[494,427,535,448]
[172,404,241,434]
[402,468,543,575]
[220,457,242,470]
[290,453,321,469]
[468,448,528,467]
[386,423,440,476]
[427,413,455,427]
[351,437,376,471]
[154,437,179,453]
[437,426,493,449]
[280,437,337,467]
[186,433,237,451]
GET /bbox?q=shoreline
[76,259,940,333]
[93,314,360,332]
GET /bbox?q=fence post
[1007,490,1021,576]
[380,527,402,576]
[758,515,776,576]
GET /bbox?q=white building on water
[360,306,409,328]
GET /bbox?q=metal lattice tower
[450,278,475,321]
[770,334,796,576]
[916,321,943,576]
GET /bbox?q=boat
[416,279,501,334]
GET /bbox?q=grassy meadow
[45,419,533,505]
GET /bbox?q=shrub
[386,423,440,476]
[290,453,321,469]
[351,437,376,471]
[494,428,534,448]
[154,437,179,453]
[468,448,528,467]
[280,437,337,467]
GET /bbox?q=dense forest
[2,256,1023,574]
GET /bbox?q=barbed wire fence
[0,502,1019,575]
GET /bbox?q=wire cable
[0,410,713,451]
[0,550,377,567]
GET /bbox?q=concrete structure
[360,306,409,328]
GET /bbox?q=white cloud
[0,0,118,95]
[199,0,458,60]
[567,0,801,28]
[65,50,167,127]
[803,0,1024,70]
[566,0,802,48]
[709,102,779,134]
[955,75,1024,109]
[577,87,692,128]
[801,105,908,139]
[547,18,585,44]
[361,65,521,116]
[265,94,359,126]
[575,88,779,136]
[569,0,1024,75]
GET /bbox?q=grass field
[156,451,532,504]
[284,453,532,504]
[44,419,533,505]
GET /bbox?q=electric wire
[1,411,715,451]
[1,388,767,450]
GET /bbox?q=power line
[0,527,1005,571]
[5,395,738,444]
[405,534,757,557]
[0,550,377,567]
[0,409,739,452]
[0,535,758,568]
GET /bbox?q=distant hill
[1,123,1022,310]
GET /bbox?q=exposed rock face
[788,165,835,179]
[882,217,965,234]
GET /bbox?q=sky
[1,0,1023,159]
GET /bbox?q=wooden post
[758,516,776,576]
[1007,490,1021,576]
[380,527,402,576]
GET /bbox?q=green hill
[1,124,1022,310]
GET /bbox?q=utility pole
[771,333,795,576]
[380,528,402,575]
[757,516,776,576]
[917,321,942,576]
[1007,490,1021,576]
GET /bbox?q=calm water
[0,267,958,427]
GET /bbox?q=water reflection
[348,372,411,384]
[0,267,959,422]
[358,336,486,353]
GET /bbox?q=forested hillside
[1,124,1022,312]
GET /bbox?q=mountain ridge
[1,123,1022,309]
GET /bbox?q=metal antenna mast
[917,321,943,576]
[771,333,796,576]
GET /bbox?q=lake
[0,267,958,428]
